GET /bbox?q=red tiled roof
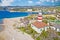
[32,21,48,28]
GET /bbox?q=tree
[40,30,48,38]
[42,19,48,24]
[53,37,59,40]
[49,17,56,21]
[36,37,41,40]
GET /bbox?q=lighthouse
[31,10,48,33]
[37,12,42,22]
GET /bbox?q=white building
[31,12,49,33]
[50,24,60,32]
[27,9,32,12]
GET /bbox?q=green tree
[53,37,59,40]
[49,17,56,20]
[40,30,48,38]
[36,37,41,40]
[42,19,48,24]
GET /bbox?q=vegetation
[55,20,60,24]
[40,30,48,38]
[36,36,41,40]
[35,30,49,40]
[49,17,56,20]
[18,24,38,37]
[18,25,50,40]
[18,23,60,40]
[42,19,48,24]
[57,32,60,36]
[53,37,59,40]
[47,16,56,21]
[44,16,56,22]
[27,16,33,20]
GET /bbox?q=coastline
[0,16,34,40]
[3,16,26,21]
[3,16,28,26]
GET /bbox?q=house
[57,12,60,20]
[50,24,60,32]
[19,18,29,27]
[31,21,48,33]
[27,9,32,12]
[50,20,60,32]
[31,12,49,33]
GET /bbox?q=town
[0,6,60,40]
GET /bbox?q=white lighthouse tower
[37,11,42,22]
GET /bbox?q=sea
[0,11,38,24]
[0,11,38,19]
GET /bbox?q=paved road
[0,19,34,40]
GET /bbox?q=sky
[0,0,60,6]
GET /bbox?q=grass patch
[57,32,60,36]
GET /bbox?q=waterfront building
[31,11,49,33]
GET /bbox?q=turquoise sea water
[0,11,38,19]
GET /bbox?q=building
[19,18,29,27]
[50,24,60,32]
[31,11,49,33]
[27,9,32,12]
[57,12,60,20]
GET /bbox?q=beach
[0,17,34,40]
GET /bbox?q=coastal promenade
[0,18,34,40]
